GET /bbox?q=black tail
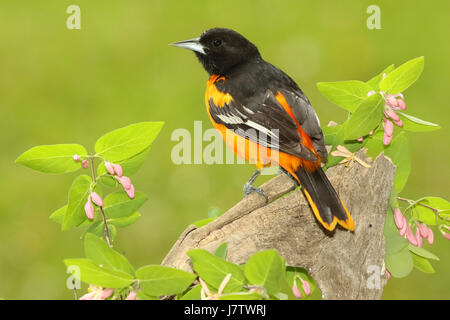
[295,166,354,231]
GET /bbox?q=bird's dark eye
[213,39,222,47]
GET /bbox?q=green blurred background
[0,0,449,299]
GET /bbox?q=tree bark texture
[162,150,396,299]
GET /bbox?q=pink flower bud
[84,196,95,220]
[100,288,114,300]
[73,154,81,162]
[383,118,394,137]
[82,160,89,169]
[115,175,132,190]
[104,161,115,175]
[443,232,450,240]
[385,109,400,122]
[126,291,137,300]
[405,225,418,246]
[397,99,406,110]
[415,229,423,247]
[292,280,302,299]
[386,95,398,108]
[367,90,376,97]
[302,279,311,296]
[426,227,434,245]
[369,130,374,135]
[417,223,429,238]
[112,164,123,177]
[392,118,403,127]
[357,137,364,142]
[90,191,103,207]
[383,132,392,146]
[386,270,391,280]
[126,184,135,199]
[399,217,408,236]
[393,208,404,230]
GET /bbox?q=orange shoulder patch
[205,75,233,107]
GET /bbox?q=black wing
[208,89,319,162]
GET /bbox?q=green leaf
[367,64,395,90]
[192,217,216,228]
[285,267,317,299]
[322,125,341,146]
[397,112,440,132]
[364,129,385,160]
[219,291,266,300]
[385,245,413,278]
[384,132,411,193]
[344,93,384,140]
[49,205,67,225]
[380,57,424,94]
[95,122,164,162]
[244,249,284,295]
[108,212,141,228]
[408,244,439,261]
[62,175,92,231]
[412,197,450,225]
[411,253,435,274]
[136,291,158,300]
[136,265,196,297]
[84,233,135,276]
[64,258,134,288]
[103,191,148,219]
[384,207,409,254]
[215,242,228,260]
[317,80,373,112]
[180,285,202,300]
[98,146,152,178]
[15,144,87,174]
[418,197,450,211]
[187,249,246,293]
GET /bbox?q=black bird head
[171,28,261,75]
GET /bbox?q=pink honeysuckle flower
[90,191,104,207]
[380,92,407,145]
[104,161,115,175]
[399,218,408,237]
[415,229,423,247]
[126,184,135,199]
[383,118,394,146]
[393,208,405,230]
[84,196,95,220]
[80,285,113,300]
[115,175,132,190]
[443,232,450,240]
[417,223,429,238]
[301,279,311,296]
[82,160,89,169]
[405,225,418,246]
[112,164,123,177]
[100,288,114,300]
[73,154,81,162]
[126,290,137,300]
[292,280,302,299]
[423,225,434,245]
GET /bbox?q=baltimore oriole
[172,28,354,232]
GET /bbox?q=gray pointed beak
[170,37,206,55]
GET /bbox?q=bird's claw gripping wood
[243,169,269,202]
